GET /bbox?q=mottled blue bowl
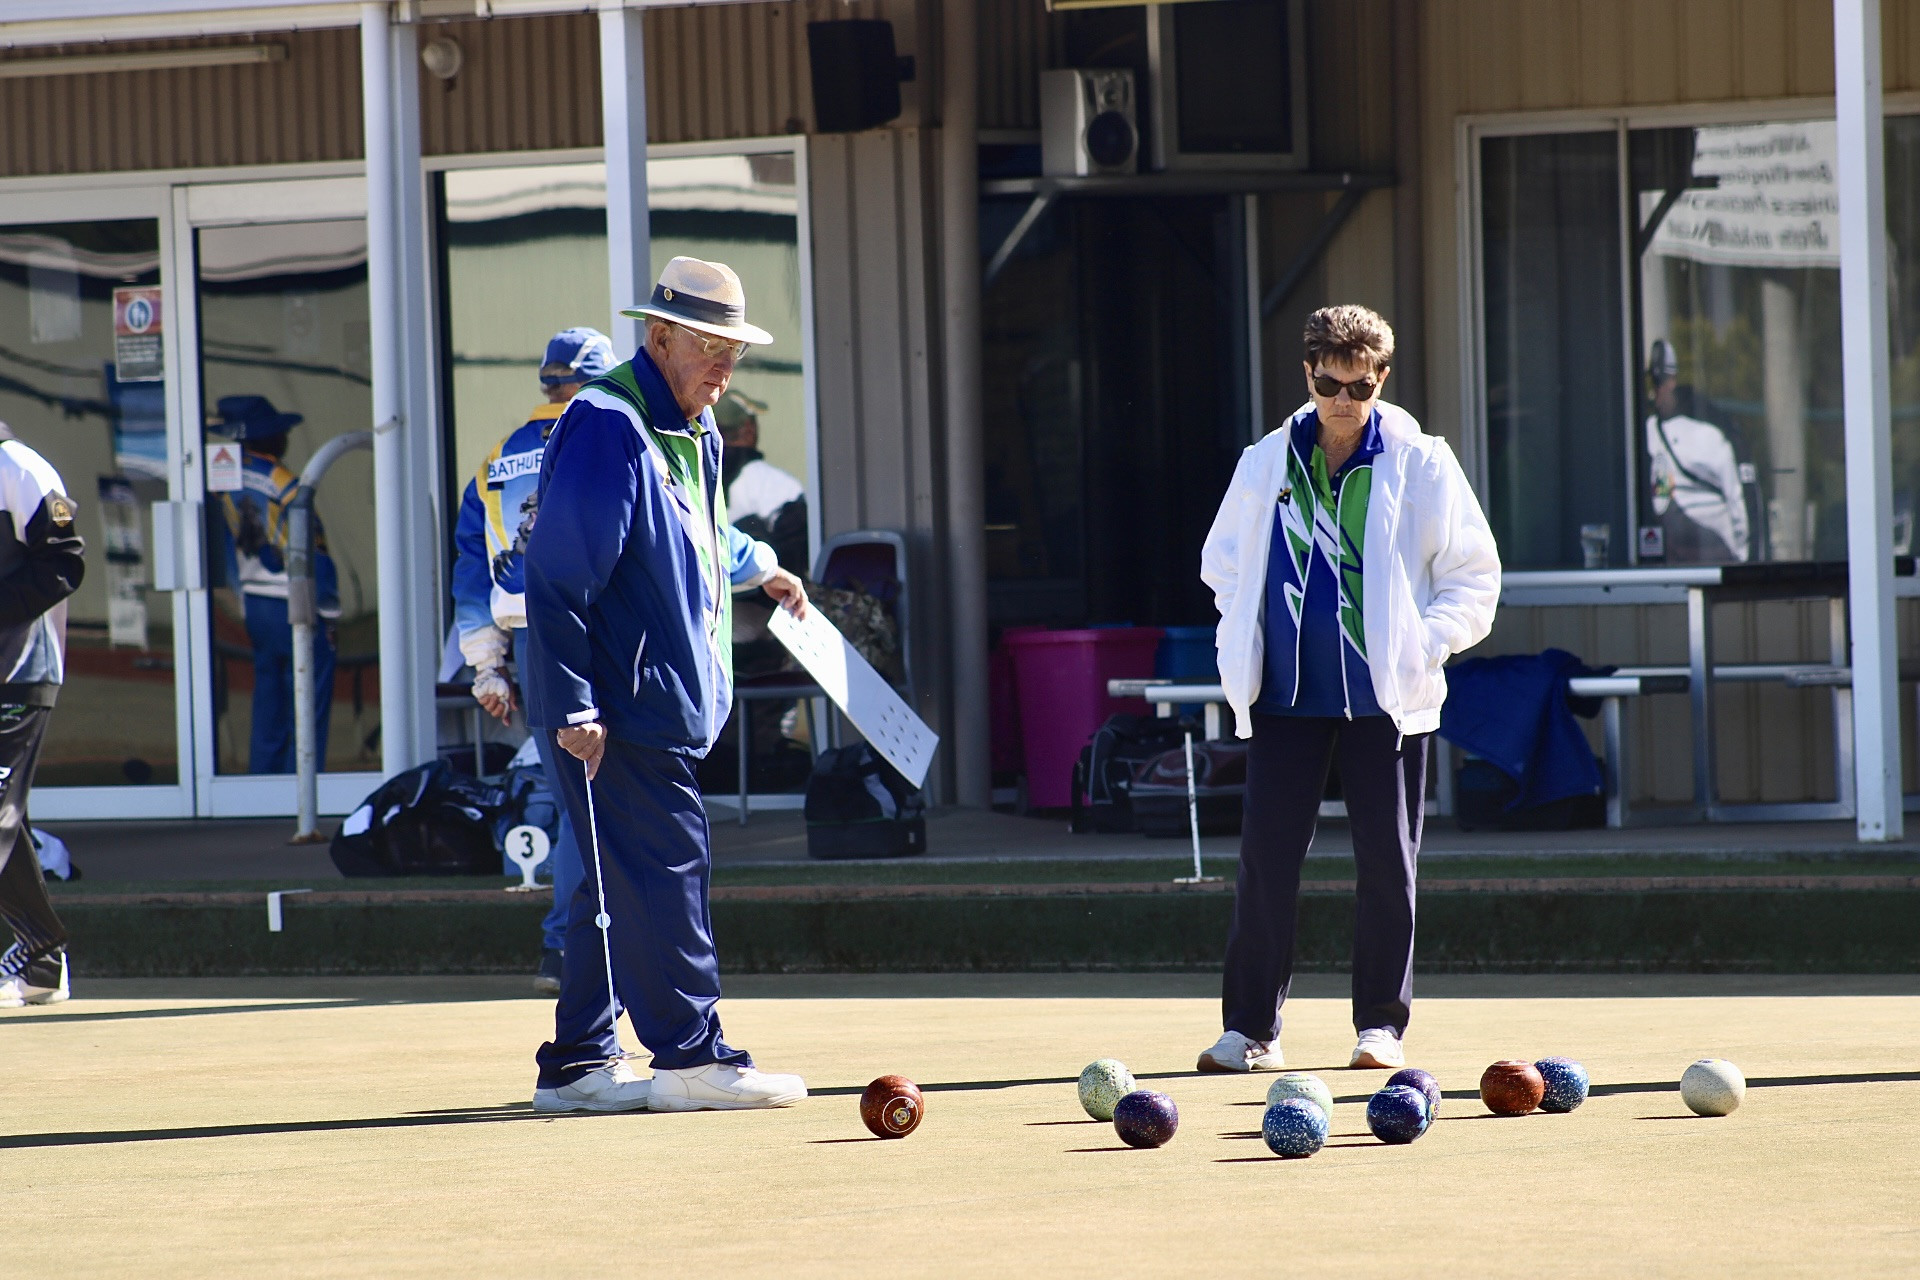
[1367,1084,1432,1144]
[1386,1067,1442,1119]
[1262,1097,1330,1157]
[1535,1057,1590,1113]
[1112,1090,1180,1149]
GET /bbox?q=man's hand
[556,722,607,780]
[762,567,809,619]
[472,668,517,723]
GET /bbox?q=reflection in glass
[198,219,378,775]
[439,154,812,794]
[1479,132,1626,569]
[0,219,176,786]
[1631,122,1845,563]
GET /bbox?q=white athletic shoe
[648,1063,808,1112]
[0,951,67,1008]
[1197,1029,1285,1073]
[532,1060,653,1113]
[1350,1027,1405,1069]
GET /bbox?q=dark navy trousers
[1221,713,1427,1042]
[535,735,752,1087]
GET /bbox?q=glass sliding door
[0,199,195,817]
[178,177,384,817]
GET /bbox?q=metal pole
[288,431,373,842]
[600,1,651,357]
[1834,0,1904,841]
[942,0,990,806]
[361,3,413,782]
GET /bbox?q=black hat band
[650,284,743,327]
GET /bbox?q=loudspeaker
[808,21,912,134]
[1040,68,1137,177]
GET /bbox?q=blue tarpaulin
[1439,648,1611,811]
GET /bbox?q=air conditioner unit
[1147,0,1308,171]
[1040,68,1139,177]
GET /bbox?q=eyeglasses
[1312,372,1382,401]
[673,324,748,361]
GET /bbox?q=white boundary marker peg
[503,824,552,893]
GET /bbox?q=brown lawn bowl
[1479,1060,1546,1115]
[860,1075,925,1138]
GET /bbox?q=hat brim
[622,305,773,347]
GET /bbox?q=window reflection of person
[1645,339,1749,563]
[715,390,807,574]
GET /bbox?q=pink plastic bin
[1004,627,1164,809]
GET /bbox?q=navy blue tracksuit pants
[1221,713,1427,1041]
[534,736,752,1087]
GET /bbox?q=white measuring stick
[1183,730,1204,880]
[580,761,636,1066]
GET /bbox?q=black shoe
[534,948,563,997]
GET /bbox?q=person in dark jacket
[522,257,810,1114]
[0,425,86,1007]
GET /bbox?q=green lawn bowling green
[2,973,1914,1276]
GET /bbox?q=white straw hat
[622,256,774,346]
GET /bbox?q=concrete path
[2,974,1915,1276]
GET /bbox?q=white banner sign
[1647,121,1840,268]
[767,605,937,789]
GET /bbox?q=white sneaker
[648,1063,808,1112]
[1350,1027,1405,1069]
[1197,1029,1285,1073]
[0,951,66,1007]
[532,1060,652,1113]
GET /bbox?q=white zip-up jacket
[1201,401,1502,739]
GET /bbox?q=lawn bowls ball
[1385,1067,1442,1119]
[859,1075,924,1138]
[1534,1058,1590,1113]
[1680,1058,1746,1117]
[1111,1090,1180,1148]
[1077,1059,1136,1121]
[1262,1097,1330,1157]
[1264,1072,1335,1125]
[1366,1085,1432,1144]
[1479,1060,1547,1115]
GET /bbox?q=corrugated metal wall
[0,30,364,175]
[1418,0,1920,804]
[0,3,923,176]
[806,126,952,753]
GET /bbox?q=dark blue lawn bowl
[1366,1085,1432,1145]
[1112,1090,1180,1149]
[1385,1067,1442,1120]
[1261,1098,1330,1158]
[1534,1057,1590,1113]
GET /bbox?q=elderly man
[452,327,615,995]
[1197,305,1500,1074]
[523,258,810,1113]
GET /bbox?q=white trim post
[600,1,651,355]
[1834,0,1904,841]
[362,2,435,778]
[942,0,990,806]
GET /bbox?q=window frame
[1459,95,1920,578]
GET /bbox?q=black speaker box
[808,20,906,134]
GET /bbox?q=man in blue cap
[211,395,339,775]
[451,327,614,995]
[523,258,810,1113]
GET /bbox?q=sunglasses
[1312,371,1382,401]
[673,324,749,361]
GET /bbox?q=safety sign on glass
[206,441,244,493]
[112,286,164,382]
[768,604,938,788]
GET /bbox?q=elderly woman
[1196,305,1500,1073]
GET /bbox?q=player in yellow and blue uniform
[211,395,339,776]
[452,328,615,995]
